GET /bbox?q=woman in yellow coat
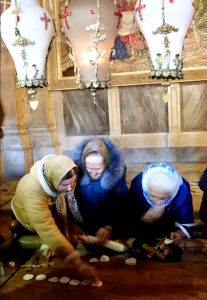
[11,155,99,284]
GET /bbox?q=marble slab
[120,85,168,134]
[62,89,109,136]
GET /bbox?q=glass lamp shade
[61,0,120,89]
[1,0,54,88]
[134,0,195,79]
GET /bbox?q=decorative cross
[135,0,146,21]
[90,9,96,15]
[40,13,51,30]
[60,6,71,30]
[12,5,22,22]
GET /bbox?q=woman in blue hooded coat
[199,167,207,226]
[127,162,195,244]
[70,137,128,244]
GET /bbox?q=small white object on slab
[9,261,16,267]
[100,255,110,262]
[59,276,70,283]
[23,273,34,281]
[164,238,173,245]
[36,274,46,281]
[89,257,99,263]
[48,276,59,283]
[69,279,80,286]
[125,257,137,266]
[80,279,90,286]
[91,280,103,287]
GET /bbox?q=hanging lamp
[1,0,55,110]
[61,0,121,104]
[134,0,195,102]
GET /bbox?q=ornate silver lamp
[134,0,195,102]
[1,0,54,110]
[61,0,120,104]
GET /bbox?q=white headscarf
[141,162,183,222]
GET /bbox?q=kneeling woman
[11,155,98,284]
[128,162,194,244]
[70,137,128,243]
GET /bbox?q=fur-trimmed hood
[71,137,126,190]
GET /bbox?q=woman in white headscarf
[11,155,99,284]
[127,162,194,244]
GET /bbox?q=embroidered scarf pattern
[55,190,83,238]
[55,194,70,239]
[66,190,83,223]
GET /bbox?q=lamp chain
[12,0,38,109]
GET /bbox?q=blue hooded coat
[199,167,207,224]
[127,172,194,238]
[71,138,128,236]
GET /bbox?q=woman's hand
[170,230,185,244]
[142,203,165,223]
[69,222,85,245]
[77,262,99,284]
[42,248,54,261]
[95,226,112,245]
[69,255,99,285]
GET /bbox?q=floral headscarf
[82,139,110,170]
[36,155,77,196]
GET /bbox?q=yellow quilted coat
[11,155,77,259]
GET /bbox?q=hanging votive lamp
[134,0,195,102]
[61,0,121,104]
[1,0,54,110]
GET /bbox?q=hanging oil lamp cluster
[61,0,120,104]
[1,0,195,107]
[1,0,54,110]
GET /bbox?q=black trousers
[10,212,34,238]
